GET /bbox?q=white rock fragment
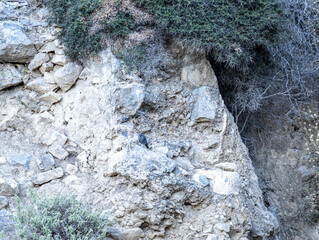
[39,91,62,104]
[39,62,54,74]
[0,177,19,196]
[36,153,55,171]
[31,167,64,185]
[0,157,6,164]
[25,78,58,94]
[51,54,68,66]
[54,62,83,91]
[28,52,50,71]
[42,131,68,146]
[39,41,56,53]
[66,164,78,175]
[48,142,69,160]
[214,162,237,172]
[0,64,22,90]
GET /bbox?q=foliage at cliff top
[44,0,285,70]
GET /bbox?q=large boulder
[0,21,37,63]
[0,64,22,90]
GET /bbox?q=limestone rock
[0,21,37,63]
[36,153,55,171]
[31,167,64,185]
[25,78,58,94]
[107,227,144,240]
[54,62,83,91]
[28,53,50,71]
[107,146,177,180]
[0,64,22,90]
[39,91,62,104]
[0,157,6,164]
[181,54,218,88]
[0,178,19,196]
[42,131,68,146]
[191,87,222,123]
[48,142,69,160]
[193,173,210,188]
[10,153,32,170]
[66,164,78,175]
[39,41,56,53]
[117,83,145,116]
[39,62,54,74]
[200,169,241,195]
[51,54,68,66]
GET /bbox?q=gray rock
[25,78,59,94]
[31,167,64,185]
[117,84,145,116]
[0,177,19,196]
[106,227,144,240]
[39,41,56,53]
[0,21,37,63]
[36,153,55,171]
[0,2,16,21]
[298,166,316,181]
[51,54,68,66]
[10,153,32,169]
[39,91,62,104]
[54,62,83,91]
[193,173,210,187]
[66,164,78,175]
[107,146,177,181]
[191,87,222,123]
[28,52,50,71]
[39,62,54,74]
[0,64,22,90]
[42,131,68,146]
[0,196,8,210]
[48,142,69,160]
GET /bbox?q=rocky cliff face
[0,1,279,239]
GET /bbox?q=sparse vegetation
[15,193,110,240]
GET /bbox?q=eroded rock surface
[0,1,280,239]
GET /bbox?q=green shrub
[135,0,285,70]
[44,0,102,61]
[15,193,110,240]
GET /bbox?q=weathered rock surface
[39,91,62,104]
[0,178,19,196]
[54,62,83,91]
[191,87,222,123]
[26,78,58,94]
[0,21,37,63]
[31,167,64,185]
[0,3,283,238]
[28,52,50,71]
[36,153,55,171]
[10,153,32,169]
[117,83,145,116]
[0,64,22,90]
[48,142,69,160]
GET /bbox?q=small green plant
[15,192,110,240]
